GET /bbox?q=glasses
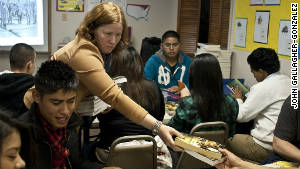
[163,43,180,48]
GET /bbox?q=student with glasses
[144,30,192,93]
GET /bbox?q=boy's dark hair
[162,30,181,43]
[247,48,280,74]
[10,43,35,70]
[140,37,161,63]
[34,60,78,96]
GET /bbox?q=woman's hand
[158,124,184,151]
[138,114,183,151]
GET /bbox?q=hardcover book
[223,78,248,95]
[175,134,225,166]
[185,150,225,166]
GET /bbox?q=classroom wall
[0,0,177,72]
[229,0,298,87]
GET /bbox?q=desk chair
[103,135,157,169]
[176,121,229,169]
[79,116,100,148]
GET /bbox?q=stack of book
[76,76,127,116]
[195,43,232,78]
[77,96,110,116]
[218,50,232,79]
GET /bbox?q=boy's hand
[215,148,244,169]
[168,86,180,93]
[180,87,190,98]
[231,87,243,100]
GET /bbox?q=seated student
[144,30,192,93]
[19,60,116,169]
[228,48,291,163]
[264,92,300,164]
[0,110,33,169]
[140,36,161,64]
[167,53,238,168]
[168,53,238,136]
[0,43,36,117]
[95,46,172,169]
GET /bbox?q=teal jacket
[144,49,192,89]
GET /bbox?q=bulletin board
[233,0,300,60]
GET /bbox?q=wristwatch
[152,120,163,135]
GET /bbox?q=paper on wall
[126,4,150,20]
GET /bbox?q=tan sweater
[26,35,148,123]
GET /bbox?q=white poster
[0,0,44,46]
[250,0,263,5]
[87,0,101,12]
[254,11,270,44]
[234,18,248,48]
[126,4,150,20]
[278,20,291,56]
[264,0,280,6]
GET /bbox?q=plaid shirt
[168,95,238,136]
[37,110,69,169]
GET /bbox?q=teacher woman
[31,2,181,150]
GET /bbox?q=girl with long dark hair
[168,53,238,136]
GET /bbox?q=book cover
[223,78,248,95]
[175,134,225,164]
[161,89,180,102]
[264,161,299,168]
[227,78,249,95]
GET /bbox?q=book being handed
[175,134,225,166]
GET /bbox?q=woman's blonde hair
[76,2,128,54]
